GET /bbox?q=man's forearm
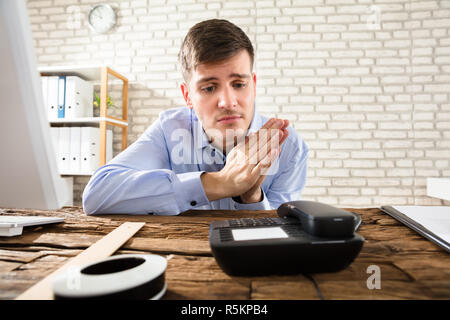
[201,171,263,204]
[200,171,227,202]
[239,187,263,203]
[83,165,208,215]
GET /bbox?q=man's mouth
[217,115,243,124]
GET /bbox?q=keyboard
[227,217,297,228]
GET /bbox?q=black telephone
[209,201,364,276]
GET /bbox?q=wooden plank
[99,66,108,165]
[163,280,250,300]
[392,256,450,281]
[0,261,21,273]
[15,222,144,300]
[166,255,232,282]
[0,232,102,249]
[311,261,411,282]
[250,278,320,300]
[106,67,128,83]
[420,281,450,299]
[106,120,127,128]
[0,249,43,263]
[315,280,436,300]
[124,237,211,255]
[0,274,36,299]
[0,233,211,255]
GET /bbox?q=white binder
[69,127,81,173]
[80,127,113,174]
[65,76,93,119]
[58,127,71,174]
[47,76,59,121]
[57,76,66,118]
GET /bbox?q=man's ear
[180,82,193,109]
[252,72,256,97]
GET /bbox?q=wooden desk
[0,207,448,300]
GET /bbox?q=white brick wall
[26,0,450,207]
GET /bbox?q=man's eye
[202,86,215,93]
[233,82,246,89]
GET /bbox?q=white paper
[392,206,450,244]
[232,227,288,241]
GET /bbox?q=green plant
[93,92,115,108]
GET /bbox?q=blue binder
[57,76,66,118]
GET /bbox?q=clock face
[88,4,116,34]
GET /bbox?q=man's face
[181,50,256,152]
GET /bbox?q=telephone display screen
[231,227,289,241]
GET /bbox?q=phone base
[209,219,364,276]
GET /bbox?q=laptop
[0,216,64,237]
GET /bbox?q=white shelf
[49,117,128,126]
[61,172,94,176]
[427,178,450,201]
[38,65,104,82]
[38,65,125,84]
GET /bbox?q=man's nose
[217,88,237,109]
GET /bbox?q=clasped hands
[201,118,290,204]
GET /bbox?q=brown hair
[178,19,254,82]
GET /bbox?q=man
[83,19,308,215]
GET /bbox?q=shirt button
[190,201,197,206]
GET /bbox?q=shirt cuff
[231,189,272,211]
[171,171,210,212]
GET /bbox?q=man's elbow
[82,193,97,215]
[82,184,104,215]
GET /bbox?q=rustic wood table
[0,207,448,300]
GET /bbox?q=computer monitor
[0,0,72,210]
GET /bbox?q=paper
[392,206,450,244]
[231,227,288,241]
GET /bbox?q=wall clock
[88,4,116,34]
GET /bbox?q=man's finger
[251,147,280,177]
[246,118,277,152]
[279,128,289,145]
[249,128,279,165]
[247,119,283,160]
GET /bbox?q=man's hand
[238,119,289,203]
[201,118,290,202]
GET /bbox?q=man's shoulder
[152,107,195,134]
[141,107,191,139]
[158,106,191,124]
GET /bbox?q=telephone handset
[277,200,362,238]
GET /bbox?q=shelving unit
[38,65,129,171]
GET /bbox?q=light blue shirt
[82,107,309,215]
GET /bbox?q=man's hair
[178,19,254,83]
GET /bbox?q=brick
[352,169,385,177]
[316,169,350,178]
